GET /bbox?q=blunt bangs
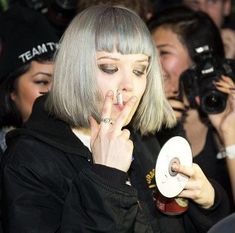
[47,5,176,132]
[95,7,154,56]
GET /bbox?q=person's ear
[10,91,17,102]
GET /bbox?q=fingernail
[171,163,178,171]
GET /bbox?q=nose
[119,70,134,92]
[169,84,180,97]
[39,86,51,95]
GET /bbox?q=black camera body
[180,45,235,114]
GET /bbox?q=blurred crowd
[0,1,235,233]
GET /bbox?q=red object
[153,191,188,215]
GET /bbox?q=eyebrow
[157,43,174,48]
[32,72,53,77]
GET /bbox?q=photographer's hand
[167,96,189,121]
[221,29,235,60]
[210,75,235,204]
[208,75,235,146]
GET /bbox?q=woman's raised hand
[90,90,137,172]
[209,75,235,145]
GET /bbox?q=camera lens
[201,90,227,114]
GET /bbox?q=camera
[180,45,235,114]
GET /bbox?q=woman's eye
[98,64,118,74]
[133,69,145,77]
[35,80,50,85]
[159,50,170,56]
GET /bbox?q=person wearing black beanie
[0,4,59,152]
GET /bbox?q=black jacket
[0,96,230,233]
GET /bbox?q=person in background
[150,0,181,13]
[76,0,153,22]
[0,35,4,157]
[0,4,231,233]
[148,5,235,209]
[182,0,235,59]
[0,5,59,153]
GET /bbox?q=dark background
[0,0,235,35]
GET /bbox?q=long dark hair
[0,55,53,128]
[147,5,225,61]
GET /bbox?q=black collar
[7,95,91,158]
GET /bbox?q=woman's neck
[72,127,91,136]
[71,127,91,151]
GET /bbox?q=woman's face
[96,51,149,125]
[152,27,192,98]
[11,60,53,122]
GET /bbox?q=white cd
[155,136,192,198]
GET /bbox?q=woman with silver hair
[1,4,230,233]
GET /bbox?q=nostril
[173,90,179,95]
[39,91,49,95]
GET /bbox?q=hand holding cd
[155,136,192,198]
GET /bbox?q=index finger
[100,90,114,126]
[113,96,137,131]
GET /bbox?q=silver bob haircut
[46,5,176,135]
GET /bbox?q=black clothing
[1,96,231,233]
[194,128,234,210]
[0,149,2,160]
[208,212,235,233]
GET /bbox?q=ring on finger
[101,117,113,124]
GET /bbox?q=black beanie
[0,5,59,83]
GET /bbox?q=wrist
[225,144,235,159]
[221,131,235,146]
[200,186,215,209]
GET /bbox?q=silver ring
[101,118,113,124]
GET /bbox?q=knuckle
[128,140,134,148]
[122,129,130,137]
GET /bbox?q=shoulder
[2,131,67,182]
[5,131,60,163]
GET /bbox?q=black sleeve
[61,168,153,233]
[1,137,72,233]
[2,153,63,233]
[2,139,153,233]
[184,179,231,233]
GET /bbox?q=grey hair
[46,5,176,135]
